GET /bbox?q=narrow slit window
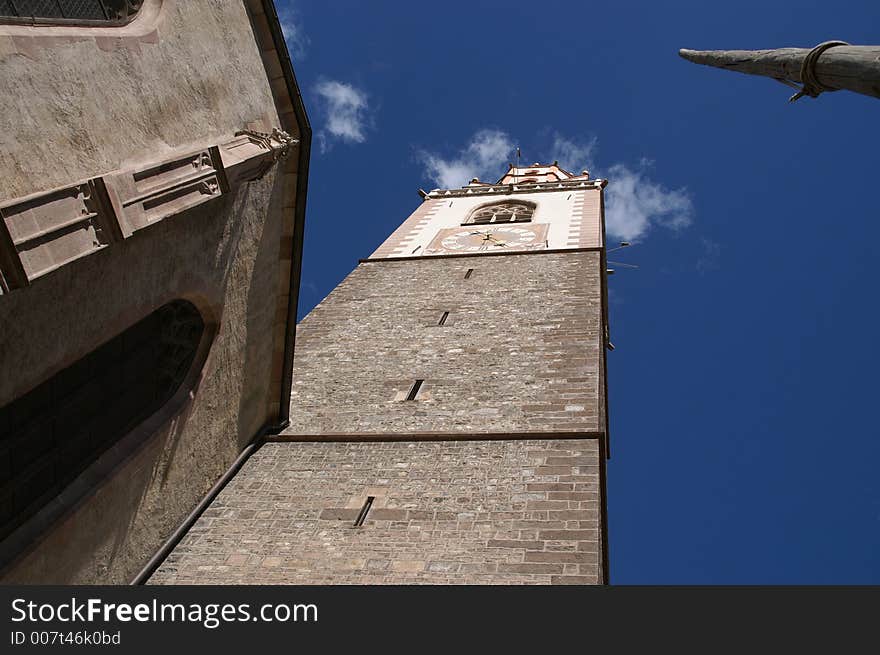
[464,268,473,279]
[438,311,449,326]
[405,379,424,401]
[354,496,375,527]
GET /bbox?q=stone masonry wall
[149,438,603,584]
[287,251,605,436]
[152,250,608,585]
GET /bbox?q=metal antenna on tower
[606,242,639,275]
[511,147,522,184]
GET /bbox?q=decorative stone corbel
[219,127,299,186]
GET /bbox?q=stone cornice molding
[426,178,607,201]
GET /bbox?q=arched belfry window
[464,201,535,225]
[0,300,205,541]
[0,0,143,25]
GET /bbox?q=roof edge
[259,0,311,427]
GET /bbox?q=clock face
[425,224,549,255]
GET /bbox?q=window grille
[0,300,204,541]
[0,0,143,25]
[465,201,535,225]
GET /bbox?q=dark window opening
[0,0,143,25]
[438,311,449,326]
[353,496,375,527]
[0,300,205,541]
[405,379,424,401]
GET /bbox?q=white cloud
[417,129,514,189]
[418,129,694,241]
[550,133,598,174]
[278,3,309,59]
[604,163,694,241]
[313,80,370,151]
[547,136,693,241]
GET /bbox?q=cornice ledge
[0,125,296,294]
[426,178,606,199]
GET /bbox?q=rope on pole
[780,40,850,102]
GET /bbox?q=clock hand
[468,231,507,246]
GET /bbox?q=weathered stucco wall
[149,439,603,585]
[287,252,605,436]
[0,1,281,198]
[0,167,287,584]
[0,1,298,583]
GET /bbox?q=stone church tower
[152,162,611,584]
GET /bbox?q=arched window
[0,300,205,540]
[464,201,535,225]
[0,0,143,25]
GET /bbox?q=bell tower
[150,161,612,585]
[371,162,604,259]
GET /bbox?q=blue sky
[279,0,880,583]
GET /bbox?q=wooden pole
[679,44,880,101]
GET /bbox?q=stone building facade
[151,163,612,584]
[0,1,310,584]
